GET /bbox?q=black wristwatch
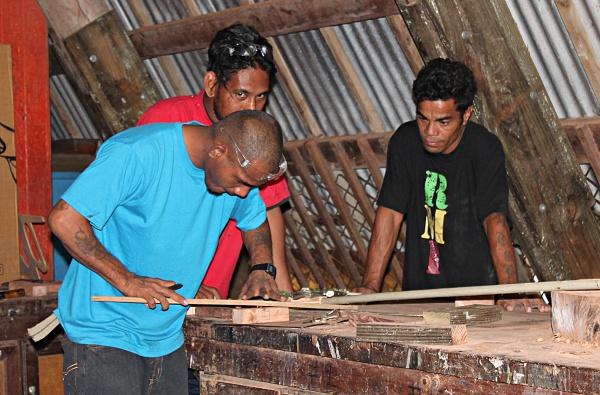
[251,263,277,278]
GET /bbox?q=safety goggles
[221,127,287,182]
[227,42,272,61]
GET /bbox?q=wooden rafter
[129,0,401,59]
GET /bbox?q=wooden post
[394,0,600,281]
[38,0,161,138]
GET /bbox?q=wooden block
[423,305,501,326]
[356,321,468,345]
[347,312,405,328]
[551,290,600,345]
[193,306,234,319]
[8,280,61,296]
[455,295,495,307]
[232,307,290,324]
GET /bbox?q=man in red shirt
[138,24,293,299]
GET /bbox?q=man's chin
[207,186,225,196]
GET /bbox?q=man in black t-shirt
[356,58,549,313]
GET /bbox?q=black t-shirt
[378,120,510,290]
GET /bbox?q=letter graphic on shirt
[421,171,447,244]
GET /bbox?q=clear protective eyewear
[221,127,287,182]
[227,41,272,61]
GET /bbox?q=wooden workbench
[184,302,600,394]
[0,294,63,395]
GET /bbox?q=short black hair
[412,58,477,114]
[208,24,277,86]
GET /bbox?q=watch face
[266,264,276,277]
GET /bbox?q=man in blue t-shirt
[48,110,287,394]
[356,58,549,313]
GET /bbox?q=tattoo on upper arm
[58,202,70,211]
[74,227,107,260]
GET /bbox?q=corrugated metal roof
[49,0,600,142]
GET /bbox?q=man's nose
[423,122,436,136]
[232,185,251,198]
[242,98,257,111]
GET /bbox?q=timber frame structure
[29,0,600,291]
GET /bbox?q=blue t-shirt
[54,122,266,357]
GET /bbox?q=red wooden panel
[0,0,53,279]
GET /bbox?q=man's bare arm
[484,212,550,313]
[355,206,404,293]
[267,206,293,293]
[48,199,187,310]
[238,221,285,301]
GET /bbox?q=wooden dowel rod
[323,279,600,305]
[91,296,360,310]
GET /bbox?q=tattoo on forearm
[74,227,107,260]
[495,231,509,247]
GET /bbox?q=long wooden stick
[91,296,360,311]
[323,279,600,305]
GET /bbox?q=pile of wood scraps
[350,305,502,345]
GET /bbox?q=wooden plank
[270,37,322,138]
[325,279,600,307]
[356,322,468,345]
[232,307,290,324]
[395,0,600,282]
[202,373,326,395]
[129,0,401,59]
[422,305,501,326]
[91,296,360,311]
[320,27,386,132]
[555,0,600,101]
[386,14,424,75]
[551,290,600,345]
[128,0,190,96]
[38,354,64,395]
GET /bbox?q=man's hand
[195,284,222,300]
[497,294,551,313]
[238,271,287,301]
[121,275,188,311]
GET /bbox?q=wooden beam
[555,1,600,103]
[129,0,401,59]
[37,0,110,39]
[320,27,386,132]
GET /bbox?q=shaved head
[216,110,283,174]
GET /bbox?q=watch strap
[251,263,277,278]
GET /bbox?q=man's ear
[207,140,228,159]
[462,105,474,125]
[204,72,219,98]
